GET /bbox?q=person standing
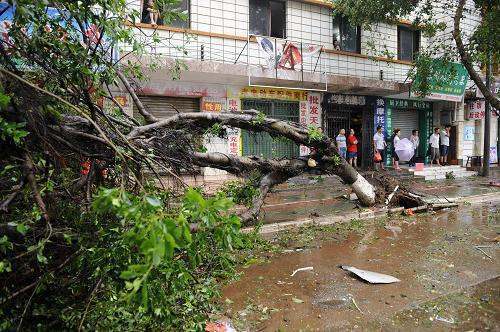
[429,127,441,166]
[391,128,402,171]
[440,124,451,165]
[409,129,419,167]
[336,129,347,159]
[373,125,386,170]
[347,128,358,167]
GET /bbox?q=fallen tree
[0,1,427,330]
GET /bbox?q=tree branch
[116,70,158,124]
[453,0,500,110]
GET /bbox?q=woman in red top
[347,129,358,167]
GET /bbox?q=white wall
[127,0,419,83]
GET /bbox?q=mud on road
[222,203,500,331]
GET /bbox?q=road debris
[340,265,400,284]
[205,320,237,332]
[435,316,455,324]
[348,294,364,314]
[290,266,314,277]
[474,246,493,260]
[385,185,399,205]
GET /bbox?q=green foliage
[251,111,266,125]
[0,89,28,145]
[0,116,29,145]
[218,179,259,207]
[307,125,324,142]
[1,184,250,330]
[207,123,224,137]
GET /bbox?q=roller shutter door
[133,95,200,119]
[391,108,419,139]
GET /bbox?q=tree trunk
[453,0,500,111]
[482,43,492,177]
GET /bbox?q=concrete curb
[242,191,500,235]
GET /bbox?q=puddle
[223,203,499,331]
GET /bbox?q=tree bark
[134,111,377,207]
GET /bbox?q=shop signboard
[239,87,308,101]
[226,128,241,156]
[466,100,498,119]
[326,94,366,106]
[412,61,468,102]
[299,92,322,156]
[387,99,432,110]
[467,100,485,119]
[374,98,386,134]
[202,101,223,112]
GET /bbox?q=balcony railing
[130,25,414,84]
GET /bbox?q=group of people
[334,124,451,169]
[371,125,451,170]
[335,129,359,167]
[372,126,420,171]
[428,125,451,166]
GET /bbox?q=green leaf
[16,223,28,235]
[36,250,48,264]
[120,270,137,280]
[145,196,162,208]
[0,91,10,109]
[292,298,304,304]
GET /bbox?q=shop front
[322,94,374,168]
[463,98,499,166]
[383,98,433,165]
[228,87,322,159]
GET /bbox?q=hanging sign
[412,61,468,102]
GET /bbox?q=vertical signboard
[299,92,322,156]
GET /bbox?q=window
[141,0,190,29]
[249,0,286,38]
[397,26,420,61]
[332,15,361,53]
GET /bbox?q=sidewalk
[250,168,500,233]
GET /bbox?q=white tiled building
[115,0,496,178]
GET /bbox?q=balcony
[127,23,411,95]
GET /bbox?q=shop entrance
[324,105,373,168]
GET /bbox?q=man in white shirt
[429,127,441,166]
[373,125,386,170]
[440,125,451,165]
[409,129,419,167]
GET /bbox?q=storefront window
[332,15,361,53]
[397,26,420,61]
[249,0,286,38]
[142,0,189,29]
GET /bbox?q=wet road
[222,203,500,331]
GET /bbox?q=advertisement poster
[463,126,475,141]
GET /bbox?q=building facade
[111,0,496,180]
